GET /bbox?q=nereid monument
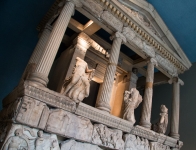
[0,0,191,150]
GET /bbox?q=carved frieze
[16,96,49,129]
[155,54,178,77]
[81,0,103,18]
[61,139,103,150]
[150,142,171,150]
[131,125,158,141]
[92,124,124,150]
[21,81,76,113]
[45,109,93,142]
[124,134,150,150]
[101,11,123,32]
[1,124,60,150]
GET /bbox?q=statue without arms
[152,105,168,134]
[123,88,143,124]
[63,57,95,102]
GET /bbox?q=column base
[27,72,49,87]
[139,120,151,129]
[169,132,180,140]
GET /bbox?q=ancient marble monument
[123,88,142,124]
[0,0,191,150]
[152,105,168,134]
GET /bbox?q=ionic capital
[110,32,127,44]
[168,77,184,86]
[67,0,82,7]
[147,58,158,67]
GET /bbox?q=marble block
[92,124,124,150]
[1,124,60,150]
[45,109,93,142]
[124,134,150,150]
[16,96,49,129]
[61,139,102,150]
[150,142,171,150]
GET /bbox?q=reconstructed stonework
[92,124,124,150]
[1,124,60,150]
[61,139,102,150]
[45,109,93,142]
[0,0,189,149]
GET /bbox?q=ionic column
[96,32,126,113]
[28,0,82,86]
[20,25,52,82]
[169,77,184,139]
[139,58,157,129]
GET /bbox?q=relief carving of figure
[35,131,59,150]
[3,129,28,150]
[152,105,168,134]
[63,57,95,102]
[123,88,143,124]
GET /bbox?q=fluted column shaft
[169,77,183,139]
[96,32,126,113]
[29,25,52,64]
[28,1,75,86]
[20,25,52,83]
[139,58,157,129]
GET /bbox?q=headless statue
[152,105,168,134]
[63,57,95,102]
[123,88,142,124]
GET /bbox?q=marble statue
[123,88,143,124]
[63,57,95,102]
[152,105,168,134]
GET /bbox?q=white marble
[96,32,126,113]
[140,58,157,129]
[124,134,150,150]
[92,124,124,150]
[61,139,102,150]
[45,109,93,142]
[152,105,168,134]
[63,57,95,102]
[123,88,142,124]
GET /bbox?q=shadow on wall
[151,62,196,150]
[0,0,55,110]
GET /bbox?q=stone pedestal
[169,77,184,140]
[139,58,157,129]
[27,1,76,87]
[96,32,126,113]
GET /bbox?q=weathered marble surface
[45,109,93,142]
[152,105,168,134]
[1,124,59,150]
[123,88,142,124]
[124,134,150,150]
[0,99,21,121]
[92,124,124,150]
[63,57,95,102]
[16,97,49,129]
[150,142,171,150]
[61,139,102,150]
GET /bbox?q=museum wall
[0,0,54,108]
[151,62,196,150]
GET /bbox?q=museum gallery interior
[1,0,196,150]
